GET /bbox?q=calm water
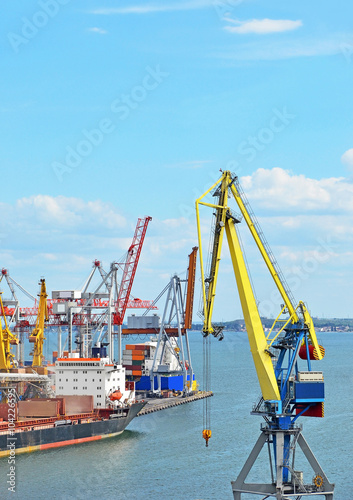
[1,332,352,500]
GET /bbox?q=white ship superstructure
[55,356,134,408]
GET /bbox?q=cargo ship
[0,355,146,457]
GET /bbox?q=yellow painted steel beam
[229,180,299,323]
[31,279,48,367]
[195,172,226,335]
[225,217,280,400]
[299,301,323,360]
[0,293,19,372]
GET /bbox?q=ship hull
[0,401,145,457]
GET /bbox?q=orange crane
[184,247,198,331]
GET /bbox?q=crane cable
[202,334,212,446]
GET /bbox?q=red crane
[114,216,152,325]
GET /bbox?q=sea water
[0,332,352,500]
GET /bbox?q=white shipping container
[53,302,67,315]
[52,290,82,299]
[127,314,161,329]
[297,371,324,382]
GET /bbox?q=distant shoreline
[191,318,353,333]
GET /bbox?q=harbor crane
[29,279,48,367]
[85,216,152,361]
[196,171,334,499]
[141,247,198,395]
[0,292,19,372]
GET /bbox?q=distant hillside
[192,318,353,332]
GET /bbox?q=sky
[1,0,353,322]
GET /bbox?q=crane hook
[202,429,212,447]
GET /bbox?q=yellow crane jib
[196,170,333,498]
[196,171,280,401]
[196,170,324,406]
[30,279,49,367]
[0,292,19,372]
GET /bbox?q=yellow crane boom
[228,175,322,359]
[196,170,331,496]
[196,171,323,403]
[29,279,48,367]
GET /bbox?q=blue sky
[1,0,353,321]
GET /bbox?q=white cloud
[341,148,353,170]
[88,27,108,35]
[14,195,126,230]
[224,18,302,35]
[0,198,197,310]
[213,34,353,61]
[240,167,353,213]
[91,1,213,15]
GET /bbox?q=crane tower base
[231,426,334,500]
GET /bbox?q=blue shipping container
[295,382,325,401]
[136,374,193,391]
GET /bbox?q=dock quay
[136,391,213,416]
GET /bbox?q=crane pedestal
[231,425,334,500]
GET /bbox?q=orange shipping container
[130,350,145,356]
[0,403,18,421]
[18,400,59,418]
[62,395,94,414]
[125,344,146,351]
[132,370,142,376]
[131,355,144,361]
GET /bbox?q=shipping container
[295,382,325,400]
[62,395,93,414]
[18,400,59,418]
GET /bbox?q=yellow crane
[196,171,333,499]
[196,171,323,401]
[29,279,48,367]
[0,292,19,372]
